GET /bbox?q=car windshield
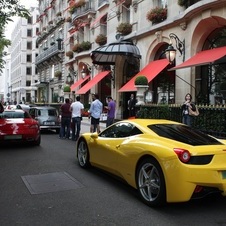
[0,111,30,119]
[148,124,222,146]
[38,109,57,116]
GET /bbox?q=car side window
[100,122,142,138]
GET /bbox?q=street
[1,119,226,226]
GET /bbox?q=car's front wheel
[77,139,90,168]
[136,157,166,207]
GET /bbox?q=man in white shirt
[88,94,103,133]
[70,96,84,141]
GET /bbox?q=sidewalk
[80,117,106,134]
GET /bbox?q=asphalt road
[1,119,226,226]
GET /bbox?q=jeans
[106,117,114,127]
[71,117,81,140]
[60,117,71,138]
[182,114,192,126]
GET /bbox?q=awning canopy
[118,59,169,92]
[169,46,226,71]
[70,75,90,91]
[76,71,110,94]
[91,41,141,65]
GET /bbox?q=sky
[5,0,38,38]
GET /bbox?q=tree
[0,0,30,73]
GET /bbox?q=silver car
[29,106,60,133]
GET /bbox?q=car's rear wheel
[77,139,90,168]
[136,157,166,207]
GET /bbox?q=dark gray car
[29,106,60,133]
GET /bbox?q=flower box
[146,7,167,24]
[116,23,132,35]
[95,34,107,45]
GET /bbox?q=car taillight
[174,148,191,163]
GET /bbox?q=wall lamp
[81,63,92,78]
[66,73,73,84]
[165,33,185,63]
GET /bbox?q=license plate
[4,135,22,140]
[44,121,55,125]
[222,171,226,179]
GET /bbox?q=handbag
[188,106,199,116]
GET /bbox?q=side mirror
[90,133,98,140]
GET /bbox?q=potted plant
[72,43,82,52]
[146,7,167,24]
[80,41,91,51]
[65,17,72,22]
[116,23,132,35]
[63,85,71,92]
[48,20,53,25]
[66,50,73,59]
[54,71,62,78]
[135,75,148,85]
[56,12,62,17]
[74,0,86,8]
[134,75,149,105]
[95,34,107,45]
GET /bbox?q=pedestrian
[89,94,103,133]
[70,96,84,141]
[0,101,4,113]
[182,93,198,126]
[105,96,116,127]
[128,93,136,118]
[59,98,71,139]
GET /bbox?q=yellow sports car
[76,119,226,207]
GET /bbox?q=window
[100,122,142,138]
[27,42,32,49]
[26,67,32,75]
[26,81,31,86]
[28,16,32,24]
[27,54,32,62]
[27,29,32,37]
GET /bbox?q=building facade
[10,6,39,104]
[35,0,226,119]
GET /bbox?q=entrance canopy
[91,41,141,65]
[76,71,110,94]
[169,46,226,71]
[70,75,90,91]
[118,59,169,92]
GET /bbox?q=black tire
[136,157,166,207]
[77,139,90,168]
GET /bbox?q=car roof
[3,109,25,113]
[30,106,57,110]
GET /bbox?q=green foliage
[63,85,71,92]
[0,0,30,73]
[116,23,132,35]
[135,75,148,85]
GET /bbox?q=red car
[0,109,41,146]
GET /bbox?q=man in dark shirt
[60,98,71,139]
[128,93,136,117]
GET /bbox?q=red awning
[118,59,169,92]
[70,75,90,91]
[169,46,226,71]
[76,71,110,94]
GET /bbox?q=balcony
[98,0,109,8]
[71,2,96,21]
[36,43,63,65]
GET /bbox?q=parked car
[29,106,60,133]
[0,109,41,146]
[76,119,226,207]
